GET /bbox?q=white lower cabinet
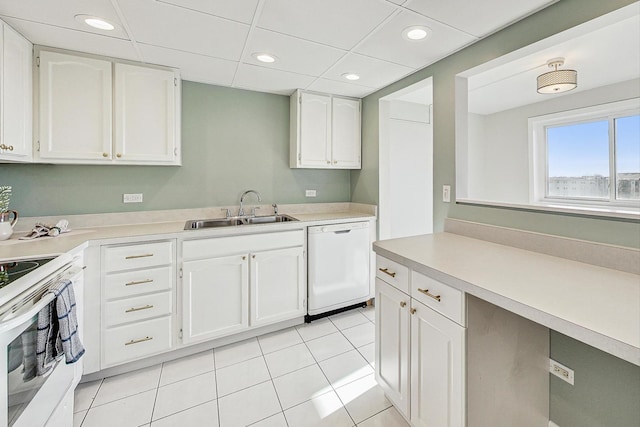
[181,230,305,345]
[375,257,465,427]
[250,246,305,327]
[375,279,410,417]
[410,300,464,427]
[182,254,249,344]
[100,240,176,368]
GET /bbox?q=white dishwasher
[307,221,370,320]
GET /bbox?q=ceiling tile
[0,0,129,40]
[355,10,477,69]
[242,28,346,77]
[257,0,396,50]
[323,53,414,89]
[117,0,249,60]
[155,0,259,24]
[233,63,316,95]
[139,44,238,86]
[307,78,375,98]
[2,17,140,61]
[404,0,556,37]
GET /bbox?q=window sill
[456,199,640,221]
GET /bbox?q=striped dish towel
[36,279,85,376]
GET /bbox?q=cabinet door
[38,51,112,161]
[114,63,179,164]
[250,246,305,327]
[182,254,249,344]
[375,278,410,419]
[0,24,32,161]
[331,97,361,169]
[299,92,331,167]
[410,300,465,427]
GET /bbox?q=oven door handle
[0,292,57,334]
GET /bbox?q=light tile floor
[73,306,410,427]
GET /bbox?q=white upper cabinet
[290,90,361,169]
[0,21,32,162]
[35,48,181,165]
[115,63,178,164]
[331,96,361,168]
[37,51,112,162]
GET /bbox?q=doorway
[379,78,433,240]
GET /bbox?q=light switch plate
[442,185,451,203]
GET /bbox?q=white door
[331,97,361,168]
[250,246,305,327]
[375,279,410,419]
[38,51,112,161]
[299,92,331,167]
[182,255,249,344]
[410,300,465,427]
[114,63,178,164]
[0,24,32,161]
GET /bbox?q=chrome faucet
[238,190,261,216]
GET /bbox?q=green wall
[352,0,640,425]
[0,82,351,217]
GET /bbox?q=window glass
[546,120,609,199]
[615,115,640,200]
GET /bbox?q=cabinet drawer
[104,266,173,300]
[103,316,172,367]
[105,291,172,327]
[411,271,465,326]
[183,230,304,260]
[103,241,173,272]
[376,255,409,294]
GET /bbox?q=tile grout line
[254,334,289,427]
[212,348,221,427]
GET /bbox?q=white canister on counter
[0,210,18,240]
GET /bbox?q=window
[530,99,640,211]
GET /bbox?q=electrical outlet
[549,359,574,385]
[305,189,317,197]
[123,193,143,203]
[442,185,451,203]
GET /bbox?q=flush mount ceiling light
[537,57,577,94]
[342,73,360,81]
[75,14,115,31]
[402,26,431,41]
[252,53,277,63]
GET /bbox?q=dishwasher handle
[334,229,351,234]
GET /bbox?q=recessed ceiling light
[75,15,115,31]
[342,73,360,81]
[402,26,431,41]
[252,53,277,63]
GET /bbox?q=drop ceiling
[0,0,557,98]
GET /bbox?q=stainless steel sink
[184,214,297,230]
[243,214,297,224]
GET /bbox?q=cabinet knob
[116,153,122,158]
[242,256,246,260]
[252,255,256,259]
[326,161,330,164]
[0,144,13,151]
[102,152,108,158]
[410,308,416,315]
[400,301,406,307]
[333,160,337,164]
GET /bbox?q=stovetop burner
[0,257,56,289]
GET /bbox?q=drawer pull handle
[125,279,153,286]
[400,301,406,308]
[125,336,153,346]
[125,304,154,313]
[379,268,396,278]
[417,288,441,302]
[125,253,154,260]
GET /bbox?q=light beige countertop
[1,203,376,260]
[373,232,640,366]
